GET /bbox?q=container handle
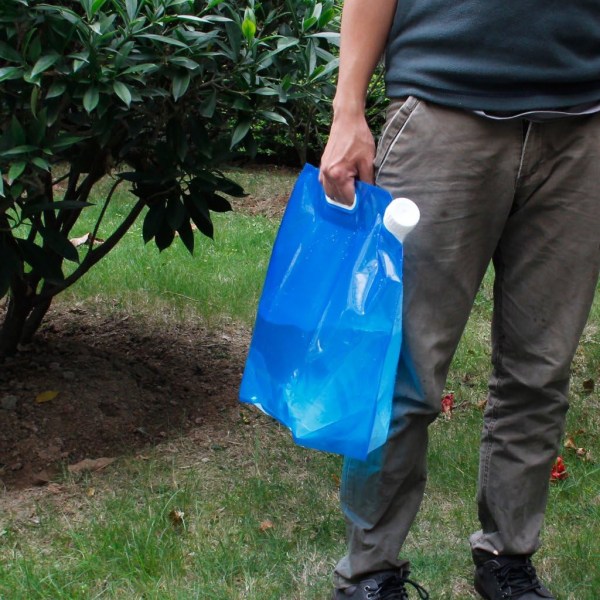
[325,193,357,212]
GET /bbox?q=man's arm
[319,0,398,204]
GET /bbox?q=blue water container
[239,164,419,460]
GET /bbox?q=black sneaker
[474,554,554,599]
[332,569,429,600]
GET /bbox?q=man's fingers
[357,157,374,185]
[320,164,357,206]
[320,174,356,206]
[336,180,357,206]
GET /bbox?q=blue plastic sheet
[239,164,405,460]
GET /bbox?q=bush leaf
[31,53,60,78]
[172,73,191,102]
[83,87,99,113]
[230,118,252,149]
[113,81,132,107]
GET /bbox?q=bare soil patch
[0,168,295,493]
[0,303,251,491]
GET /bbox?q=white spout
[383,198,420,242]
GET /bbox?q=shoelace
[365,573,430,600]
[493,559,542,598]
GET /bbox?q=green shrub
[0,0,340,356]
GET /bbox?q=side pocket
[373,96,420,171]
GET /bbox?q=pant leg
[470,115,600,556]
[334,99,525,587]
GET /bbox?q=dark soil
[0,303,251,490]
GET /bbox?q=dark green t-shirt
[385,1,600,111]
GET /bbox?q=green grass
[60,167,296,326]
[0,424,345,600]
[1,169,599,599]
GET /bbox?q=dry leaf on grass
[550,456,568,481]
[67,457,116,474]
[576,448,593,461]
[441,393,454,417]
[564,435,592,461]
[69,232,105,247]
[259,520,274,532]
[169,509,186,527]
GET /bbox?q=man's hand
[319,110,376,206]
[317,0,397,205]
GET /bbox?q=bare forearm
[320,0,398,203]
[333,0,398,117]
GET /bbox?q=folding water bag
[239,164,419,460]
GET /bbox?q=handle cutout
[325,194,357,212]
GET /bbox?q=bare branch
[38,198,146,301]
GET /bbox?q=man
[319,1,600,599]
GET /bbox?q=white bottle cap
[383,197,420,242]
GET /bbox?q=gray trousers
[334,98,600,587]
